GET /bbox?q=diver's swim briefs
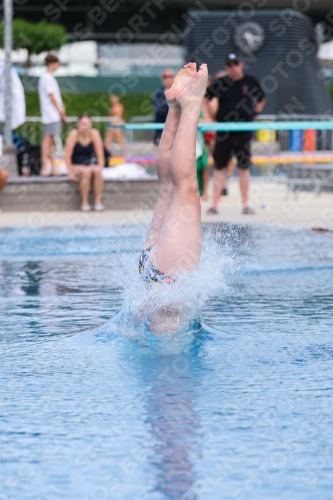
[139,245,176,285]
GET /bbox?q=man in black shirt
[205,54,266,214]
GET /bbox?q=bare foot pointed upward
[165,62,197,104]
[176,63,208,109]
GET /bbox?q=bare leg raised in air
[140,62,208,282]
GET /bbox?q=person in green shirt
[196,127,209,198]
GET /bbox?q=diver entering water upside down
[139,62,208,285]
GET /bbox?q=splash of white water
[102,225,237,338]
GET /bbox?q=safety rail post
[4,0,12,145]
[268,128,273,178]
[130,128,133,158]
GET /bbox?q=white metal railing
[120,115,333,177]
[15,115,333,178]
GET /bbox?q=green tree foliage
[0,19,67,65]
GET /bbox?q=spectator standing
[198,85,215,200]
[105,94,125,152]
[196,130,209,199]
[205,54,266,214]
[202,72,233,198]
[152,69,174,145]
[213,70,234,196]
[65,114,105,212]
[38,54,69,176]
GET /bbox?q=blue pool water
[1,223,333,500]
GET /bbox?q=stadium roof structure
[11,0,333,43]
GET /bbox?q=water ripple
[0,224,333,499]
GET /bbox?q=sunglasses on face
[163,74,173,78]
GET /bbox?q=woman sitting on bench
[65,113,105,212]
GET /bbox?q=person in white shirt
[38,54,69,176]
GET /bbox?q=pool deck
[0,179,332,230]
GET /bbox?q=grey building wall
[184,10,333,115]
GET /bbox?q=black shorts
[213,131,253,170]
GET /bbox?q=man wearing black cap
[205,53,266,214]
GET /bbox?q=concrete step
[0,177,159,212]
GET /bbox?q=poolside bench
[0,176,159,212]
[286,164,333,194]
